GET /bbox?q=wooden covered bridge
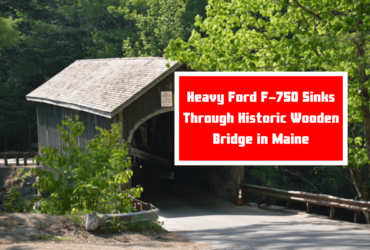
[26,57,243,202]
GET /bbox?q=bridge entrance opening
[130,112,202,199]
[129,111,244,205]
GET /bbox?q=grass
[100,217,164,233]
[53,236,73,241]
[63,211,86,227]
[34,235,50,240]
[32,235,73,241]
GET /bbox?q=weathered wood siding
[122,64,188,143]
[36,65,189,151]
[36,103,112,153]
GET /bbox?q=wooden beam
[4,153,7,166]
[130,147,173,166]
[16,153,19,166]
[0,152,36,158]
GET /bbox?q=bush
[3,188,32,212]
[2,168,33,213]
[32,116,142,215]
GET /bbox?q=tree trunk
[349,164,370,223]
[353,32,370,223]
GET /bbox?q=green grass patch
[53,237,73,241]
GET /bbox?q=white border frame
[175,72,348,166]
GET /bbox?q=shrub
[3,188,32,212]
[32,116,142,215]
[2,168,33,212]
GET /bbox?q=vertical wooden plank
[55,104,59,147]
[88,113,92,144]
[36,105,40,155]
[51,105,55,148]
[144,121,148,150]
[39,104,44,150]
[286,200,292,209]
[24,153,28,166]
[306,203,313,213]
[47,104,50,147]
[47,104,51,147]
[111,114,115,126]
[81,110,85,144]
[44,104,48,149]
[330,207,336,219]
[46,127,48,147]
[4,153,8,166]
[16,153,19,166]
[119,110,124,145]
[43,104,47,149]
[354,211,361,223]
[59,105,63,148]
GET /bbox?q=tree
[0,0,143,152]
[165,0,370,222]
[120,0,207,57]
[0,15,19,52]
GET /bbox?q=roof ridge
[26,57,180,118]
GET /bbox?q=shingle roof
[26,57,180,118]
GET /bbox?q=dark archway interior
[130,112,210,202]
[133,112,174,163]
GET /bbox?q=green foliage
[312,166,351,193]
[245,165,354,198]
[31,235,73,241]
[121,0,207,57]
[2,168,34,213]
[163,0,370,154]
[0,0,133,152]
[165,0,370,197]
[3,188,32,212]
[126,218,163,232]
[70,212,85,227]
[165,0,370,74]
[34,235,49,240]
[32,116,143,215]
[53,237,73,241]
[0,15,19,52]
[245,166,281,188]
[101,215,163,233]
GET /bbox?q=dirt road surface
[0,213,208,250]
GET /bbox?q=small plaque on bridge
[161,91,173,107]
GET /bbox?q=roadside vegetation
[1,116,159,234]
[0,115,161,236]
[31,116,142,215]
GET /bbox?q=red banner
[175,72,347,165]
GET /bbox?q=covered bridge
[26,57,243,202]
